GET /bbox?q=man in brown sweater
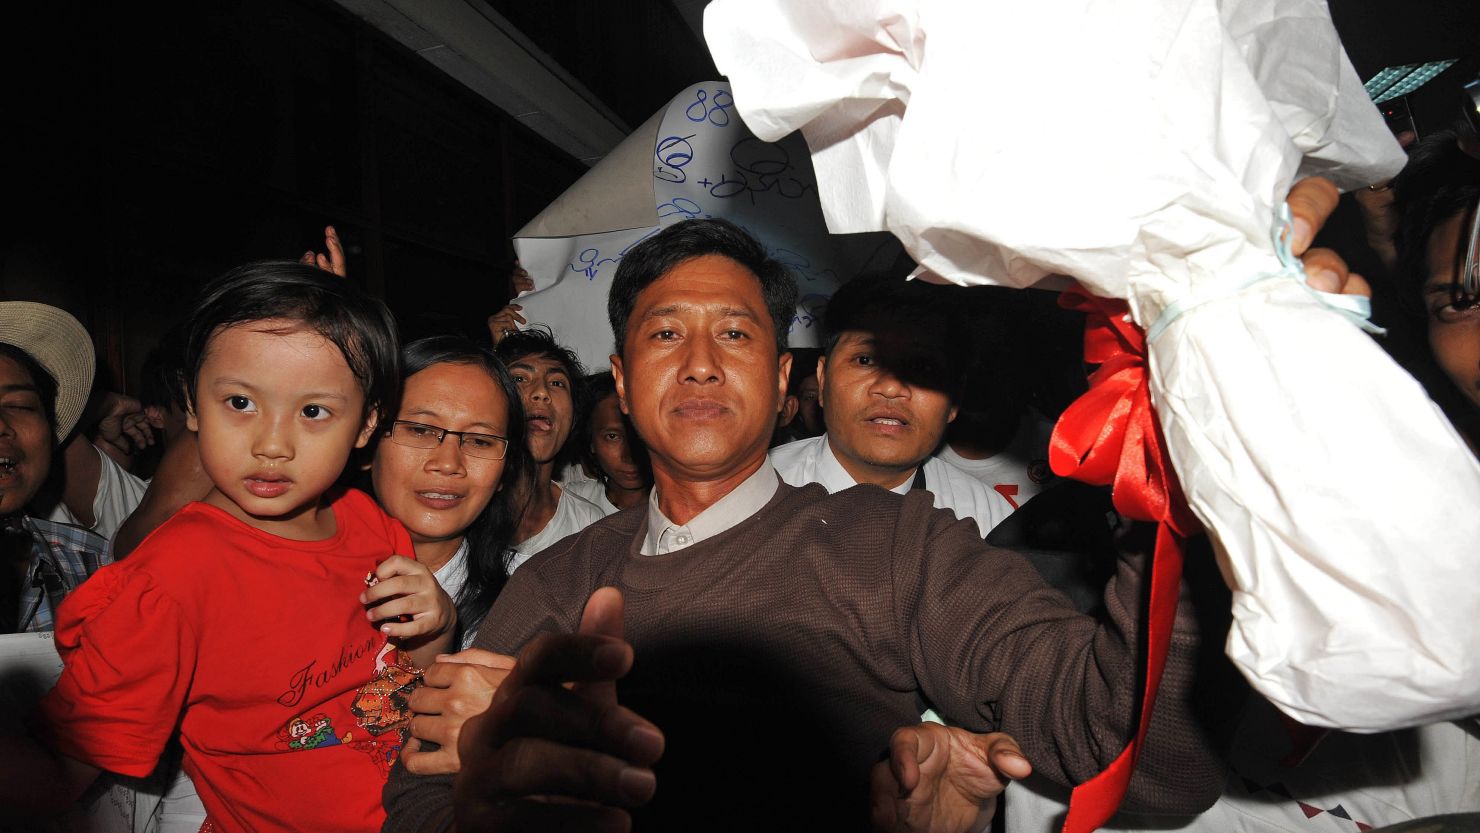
[383,219,1225,832]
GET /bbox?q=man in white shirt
[770,272,1013,535]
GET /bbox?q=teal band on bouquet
[1146,202,1386,343]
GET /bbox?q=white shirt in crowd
[563,477,621,517]
[45,444,149,540]
[768,435,1012,536]
[503,486,605,574]
[1007,700,1480,833]
[937,414,1057,512]
[554,461,594,486]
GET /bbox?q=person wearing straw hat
[0,300,110,633]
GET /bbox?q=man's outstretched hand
[454,587,664,833]
[870,723,1032,833]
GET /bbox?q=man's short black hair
[495,326,590,469]
[494,326,590,420]
[1394,129,1480,318]
[182,261,402,430]
[607,219,798,358]
[0,342,58,432]
[820,272,969,403]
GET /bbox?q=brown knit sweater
[383,482,1223,832]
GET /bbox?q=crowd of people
[0,120,1477,833]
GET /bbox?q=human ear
[354,413,378,449]
[610,355,630,415]
[778,395,799,426]
[776,351,793,413]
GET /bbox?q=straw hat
[0,301,96,440]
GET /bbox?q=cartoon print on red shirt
[278,713,343,751]
[343,641,421,773]
[352,643,420,736]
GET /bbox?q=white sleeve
[89,445,150,541]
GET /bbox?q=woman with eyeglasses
[371,336,532,647]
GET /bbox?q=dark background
[1,0,1476,401]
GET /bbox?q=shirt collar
[641,464,779,555]
[817,435,919,496]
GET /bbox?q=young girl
[7,262,456,832]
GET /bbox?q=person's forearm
[1017,523,1225,813]
[406,630,455,671]
[914,511,1224,809]
[113,435,211,557]
[0,734,101,818]
[1112,535,1240,814]
[382,762,457,833]
[58,434,102,528]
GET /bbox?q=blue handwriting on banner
[657,198,706,221]
[726,221,836,286]
[695,138,811,204]
[654,133,696,184]
[771,248,837,284]
[570,248,619,281]
[685,88,734,126]
[789,293,832,334]
[566,229,666,283]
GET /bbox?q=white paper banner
[512,81,900,371]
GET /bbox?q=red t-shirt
[41,488,417,833]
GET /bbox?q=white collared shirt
[640,464,779,555]
[768,435,1012,535]
[505,487,607,573]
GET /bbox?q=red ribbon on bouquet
[1048,284,1200,833]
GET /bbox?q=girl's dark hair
[578,372,617,479]
[399,336,532,640]
[578,371,652,487]
[0,343,58,433]
[182,261,401,430]
[581,370,619,447]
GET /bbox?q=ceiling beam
[333,0,631,165]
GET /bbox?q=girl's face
[589,393,649,492]
[372,362,510,551]
[1425,211,1480,411]
[189,320,374,540]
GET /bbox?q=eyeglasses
[1457,198,1480,304]
[386,420,508,460]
